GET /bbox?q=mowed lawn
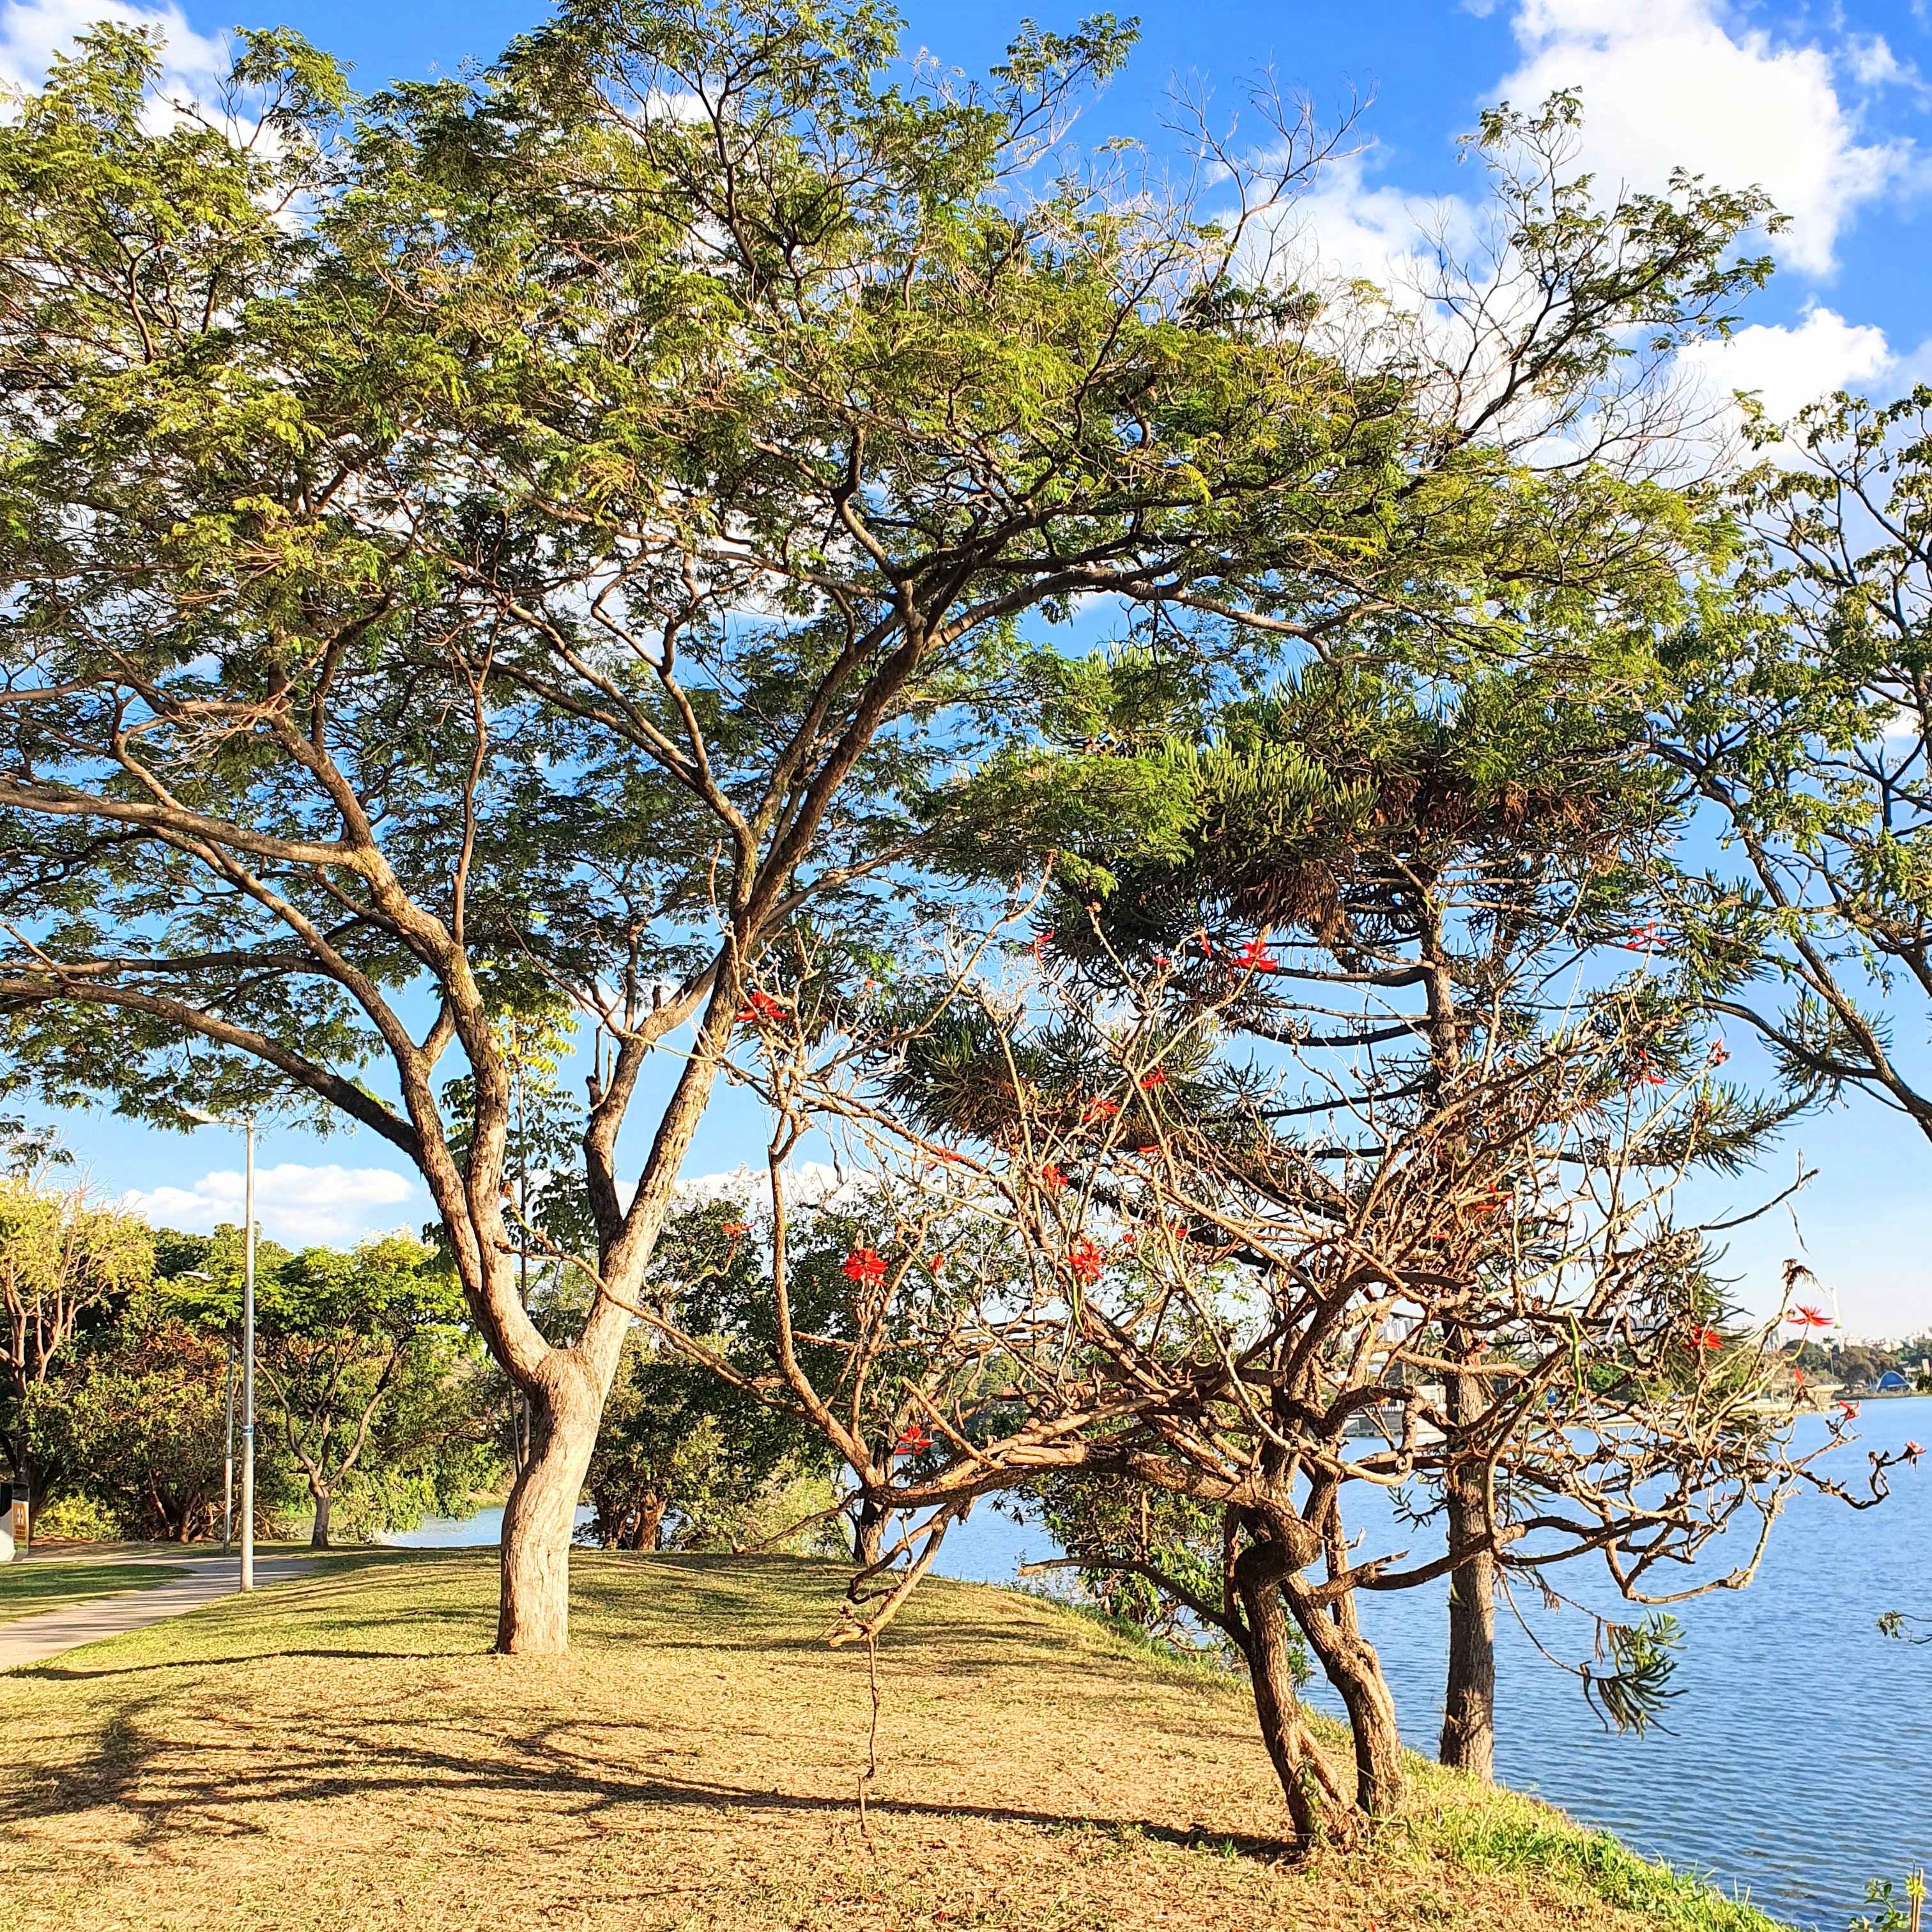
[0,1559,191,1621]
[0,1551,1780,1932]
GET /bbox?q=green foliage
[584,1201,843,1552]
[1582,1613,1687,1737]
[22,1222,495,1545]
[22,1310,238,1540]
[1030,1475,1301,1674]
[0,1176,156,1507]
[1847,1872,1928,1932]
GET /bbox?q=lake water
[388,1400,1932,1929]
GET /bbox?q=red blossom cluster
[1067,1238,1105,1285]
[841,1247,887,1288]
[1786,1304,1832,1331]
[1037,1163,1070,1193]
[734,989,788,1025]
[894,1425,932,1457]
[1687,1323,1723,1353]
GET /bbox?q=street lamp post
[223,1334,236,1556]
[185,1109,256,1590]
[182,1269,236,1556]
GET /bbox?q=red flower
[1080,1097,1120,1125]
[1138,1068,1167,1089]
[1623,921,1662,951]
[1904,1440,1924,1463]
[1630,1050,1666,1086]
[1038,1163,1070,1193]
[894,1425,932,1457]
[1067,1238,1105,1285]
[841,1248,887,1288]
[1031,928,1055,964]
[735,989,788,1025]
[928,1252,946,1275]
[1234,937,1279,972]
[1787,1303,1832,1330]
[1839,1400,1861,1420]
[721,1220,750,1239]
[1688,1323,1723,1353]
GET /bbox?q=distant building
[1873,1370,1912,1393]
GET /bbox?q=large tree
[1665,388,1932,1156]
[0,1175,153,1531]
[0,2,1609,1649]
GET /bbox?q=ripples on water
[390,1404,1931,1928]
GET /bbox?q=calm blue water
[389,1404,1932,1928]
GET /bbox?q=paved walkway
[0,1552,318,1671]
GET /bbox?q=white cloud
[0,0,227,97]
[1678,302,1894,427]
[122,1162,424,1246]
[1278,153,1480,293]
[1499,0,1908,275]
[674,1162,862,1213]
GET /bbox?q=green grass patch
[0,1560,190,1620]
[1398,1781,1784,1931]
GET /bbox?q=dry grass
[0,1551,1781,1932]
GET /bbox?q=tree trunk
[1232,1540,1358,1846]
[12,1425,29,1553]
[853,1491,891,1569]
[1441,1365,1496,1780]
[495,1358,604,1655]
[1283,1574,1406,1821]
[634,1492,666,1552]
[310,1487,333,1550]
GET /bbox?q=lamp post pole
[185,1109,256,1590]
[223,1336,235,1556]
[240,1116,255,1591]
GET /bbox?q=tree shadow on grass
[0,1689,1298,1867]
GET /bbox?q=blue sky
[8,0,1932,1337]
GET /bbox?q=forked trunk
[1441,1367,1496,1779]
[1233,1541,1357,1846]
[496,1359,606,1655]
[310,1487,333,1550]
[1284,1574,1406,1821]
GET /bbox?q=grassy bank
[0,1551,1782,1932]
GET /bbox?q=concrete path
[0,1552,318,1671]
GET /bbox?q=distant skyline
[5,0,1932,1335]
